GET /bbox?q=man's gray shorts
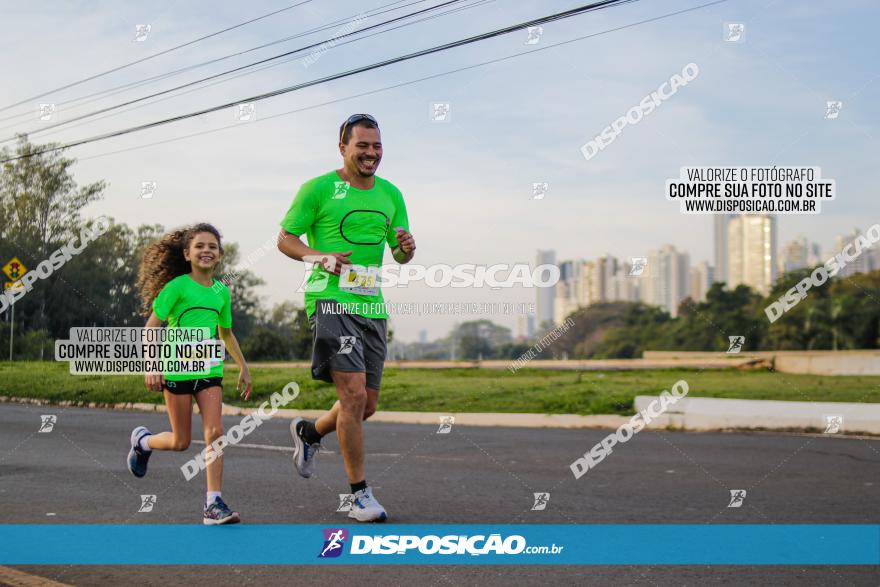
[309,299,388,390]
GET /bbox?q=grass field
[1,361,878,415]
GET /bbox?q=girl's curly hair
[136,223,224,316]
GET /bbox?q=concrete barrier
[643,350,880,376]
[772,351,880,376]
[634,395,880,435]
[643,351,775,360]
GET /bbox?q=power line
[28,0,496,141]
[0,0,421,129]
[3,0,475,142]
[0,0,316,114]
[77,0,724,163]
[2,0,647,162]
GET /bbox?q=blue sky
[1,0,877,341]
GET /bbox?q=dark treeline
[394,270,880,361]
[549,270,880,359]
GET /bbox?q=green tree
[0,137,269,357]
[241,301,312,360]
[590,303,671,358]
[445,320,512,360]
[0,136,105,332]
[213,242,264,340]
[670,284,767,351]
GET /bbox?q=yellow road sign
[2,257,27,281]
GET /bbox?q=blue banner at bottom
[1,525,877,565]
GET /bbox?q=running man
[277,114,415,522]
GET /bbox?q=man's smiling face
[340,124,382,178]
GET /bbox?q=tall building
[554,259,592,323]
[581,260,595,305]
[535,249,556,328]
[608,259,642,302]
[713,215,735,285]
[554,279,574,324]
[642,245,690,317]
[589,255,618,303]
[728,214,777,295]
[809,243,822,266]
[559,260,573,282]
[689,261,714,302]
[779,237,821,275]
[833,229,875,278]
[553,256,647,319]
[516,315,528,341]
[581,259,597,303]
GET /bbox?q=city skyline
[548,213,880,326]
[392,205,880,348]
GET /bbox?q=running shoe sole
[290,418,313,478]
[127,426,151,478]
[348,509,388,523]
[203,512,241,525]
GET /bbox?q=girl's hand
[237,368,252,400]
[145,371,165,392]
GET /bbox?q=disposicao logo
[319,528,348,558]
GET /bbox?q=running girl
[127,223,252,525]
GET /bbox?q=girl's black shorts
[164,377,223,395]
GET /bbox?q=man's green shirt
[280,170,409,319]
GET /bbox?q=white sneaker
[348,486,387,522]
[290,418,320,478]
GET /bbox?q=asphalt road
[1,403,878,586]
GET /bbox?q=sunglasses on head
[340,114,378,141]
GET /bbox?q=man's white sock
[207,491,222,507]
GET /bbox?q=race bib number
[340,265,379,296]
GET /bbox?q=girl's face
[184,232,222,271]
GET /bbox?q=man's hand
[395,227,415,254]
[316,251,353,276]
